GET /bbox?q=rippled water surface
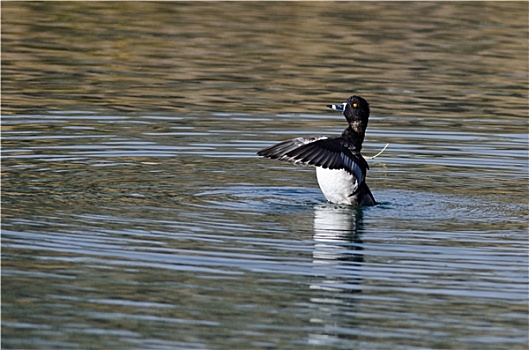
[2,2,528,349]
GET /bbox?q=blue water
[2,2,528,349]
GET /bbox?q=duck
[257,95,376,206]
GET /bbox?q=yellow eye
[352,103,358,108]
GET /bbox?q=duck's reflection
[308,204,365,346]
[310,204,364,292]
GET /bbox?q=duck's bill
[326,102,346,112]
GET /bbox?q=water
[2,2,528,349]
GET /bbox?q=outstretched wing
[257,137,368,184]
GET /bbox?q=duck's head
[327,95,370,133]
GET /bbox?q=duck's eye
[352,103,358,108]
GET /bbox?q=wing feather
[258,137,369,184]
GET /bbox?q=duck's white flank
[315,167,357,205]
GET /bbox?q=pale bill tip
[327,103,346,112]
